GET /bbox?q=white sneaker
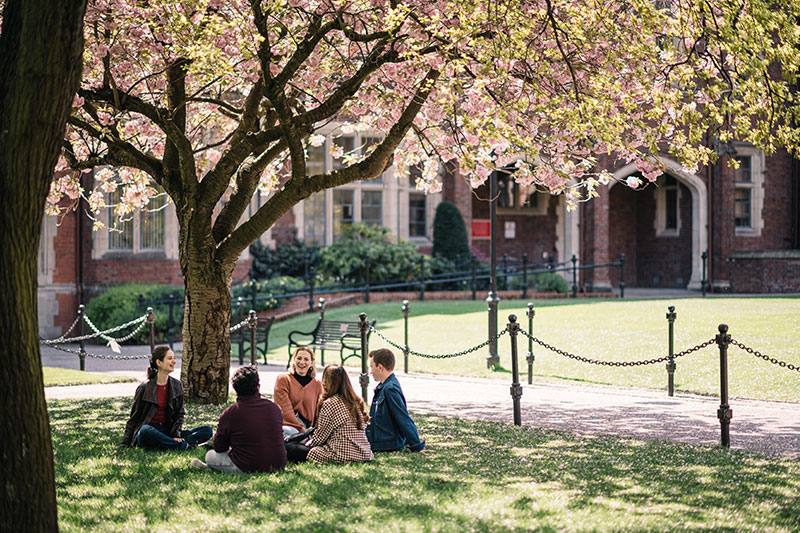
[190,458,209,470]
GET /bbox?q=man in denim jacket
[366,348,425,452]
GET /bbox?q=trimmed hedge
[85,284,185,345]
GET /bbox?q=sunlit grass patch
[262,297,800,401]
[43,367,136,387]
[50,397,800,532]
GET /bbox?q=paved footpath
[42,344,800,459]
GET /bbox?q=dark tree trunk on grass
[0,0,86,530]
[179,212,235,402]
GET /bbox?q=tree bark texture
[0,0,86,530]
[178,211,234,403]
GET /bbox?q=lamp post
[486,168,500,368]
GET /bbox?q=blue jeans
[137,423,213,451]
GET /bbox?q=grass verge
[43,367,136,387]
[251,297,800,402]
[51,397,800,532]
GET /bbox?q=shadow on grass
[49,398,800,532]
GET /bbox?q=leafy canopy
[49,0,800,228]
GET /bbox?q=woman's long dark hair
[316,365,369,430]
[147,346,171,380]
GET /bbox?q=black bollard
[571,254,578,298]
[78,304,86,371]
[715,324,732,447]
[147,307,156,354]
[249,310,258,366]
[666,306,677,396]
[522,253,528,300]
[402,300,410,374]
[526,303,535,385]
[359,313,370,403]
[701,250,708,297]
[507,314,522,426]
[619,253,626,299]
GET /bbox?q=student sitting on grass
[297,365,373,464]
[274,347,322,437]
[191,366,286,473]
[366,348,425,453]
[121,346,212,450]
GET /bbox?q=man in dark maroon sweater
[191,366,286,473]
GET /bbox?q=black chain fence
[519,328,718,367]
[730,339,800,372]
[371,326,507,359]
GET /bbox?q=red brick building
[38,138,800,336]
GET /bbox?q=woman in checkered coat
[307,365,374,464]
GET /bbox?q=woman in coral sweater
[274,347,323,436]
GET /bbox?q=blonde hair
[290,346,316,379]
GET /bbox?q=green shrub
[535,272,569,293]
[85,284,185,345]
[433,201,471,262]
[316,223,421,287]
[249,239,319,280]
[231,276,307,312]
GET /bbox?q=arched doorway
[610,159,708,289]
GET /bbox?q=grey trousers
[205,449,243,474]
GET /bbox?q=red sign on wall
[472,219,491,239]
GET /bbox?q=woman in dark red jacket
[121,346,212,450]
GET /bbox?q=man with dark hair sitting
[366,348,425,453]
[191,366,286,473]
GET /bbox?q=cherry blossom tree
[53,0,800,402]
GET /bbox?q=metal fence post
[502,253,508,291]
[78,304,86,371]
[418,255,425,301]
[167,295,175,350]
[619,253,626,299]
[716,324,732,448]
[359,313,370,403]
[571,254,578,298]
[307,264,316,312]
[147,307,156,354]
[237,297,245,364]
[522,253,528,299]
[666,306,676,396]
[364,256,371,304]
[471,254,477,301]
[701,250,708,297]
[318,298,326,366]
[507,314,522,426]
[402,300,410,374]
[526,303,535,385]
[249,310,258,366]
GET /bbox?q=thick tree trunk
[0,0,86,530]
[178,215,234,403]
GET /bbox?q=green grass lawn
[256,297,800,402]
[43,367,136,387]
[50,397,800,532]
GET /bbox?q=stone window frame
[732,144,765,237]
[654,174,682,237]
[297,128,440,246]
[93,172,178,259]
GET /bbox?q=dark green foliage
[536,272,569,293]
[249,239,319,280]
[85,284,185,344]
[432,201,471,262]
[231,276,308,311]
[316,223,422,287]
